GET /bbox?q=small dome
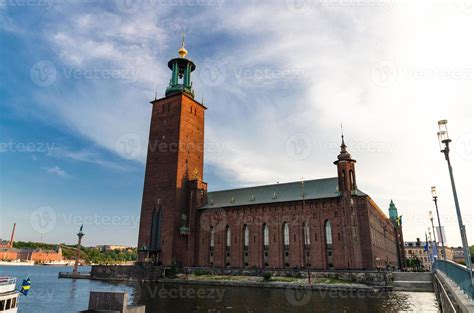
[337,137,351,160]
[178,46,188,58]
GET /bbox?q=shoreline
[60,272,392,293]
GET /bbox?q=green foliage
[194,269,207,276]
[12,241,137,265]
[262,272,272,282]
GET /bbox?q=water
[0,265,439,312]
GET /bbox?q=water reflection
[132,283,439,313]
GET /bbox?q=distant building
[1,246,63,263]
[0,240,10,249]
[452,247,465,264]
[96,245,130,252]
[404,240,433,270]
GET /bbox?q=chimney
[9,223,16,248]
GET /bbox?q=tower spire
[178,31,188,58]
[165,33,195,98]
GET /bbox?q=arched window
[226,226,231,247]
[244,225,249,247]
[243,225,249,266]
[283,222,290,267]
[225,226,231,266]
[283,223,290,246]
[325,220,333,269]
[304,222,310,246]
[263,224,269,246]
[263,224,269,266]
[325,221,333,245]
[209,226,214,266]
[210,227,215,247]
[341,170,346,190]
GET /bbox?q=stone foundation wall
[184,267,393,286]
[91,264,393,287]
[91,263,163,281]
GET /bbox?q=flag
[423,241,429,252]
[20,277,31,296]
[432,243,438,260]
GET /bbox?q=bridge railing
[433,259,473,299]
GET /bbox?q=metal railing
[433,259,473,299]
[0,277,16,286]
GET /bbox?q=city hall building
[136,42,405,270]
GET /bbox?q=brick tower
[137,38,207,266]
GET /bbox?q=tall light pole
[437,120,472,279]
[73,225,85,274]
[431,187,446,260]
[429,211,437,243]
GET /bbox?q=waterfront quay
[56,263,458,312]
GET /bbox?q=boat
[42,260,69,266]
[0,260,34,266]
[0,276,19,312]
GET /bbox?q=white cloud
[25,1,473,245]
[43,165,70,178]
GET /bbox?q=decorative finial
[336,124,352,161]
[178,31,188,58]
[340,123,345,146]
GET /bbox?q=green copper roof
[388,199,398,220]
[200,177,366,209]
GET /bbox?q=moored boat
[0,276,19,312]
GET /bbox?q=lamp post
[429,211,437,243]
[437,120,472,279]
[73,225,85,274]
[431,186,446,260]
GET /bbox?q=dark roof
[200,177,366,209]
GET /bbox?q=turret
[334,134,357,194]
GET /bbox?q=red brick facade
[137,54,402,270]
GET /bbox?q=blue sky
[0,0,472,247]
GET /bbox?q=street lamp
[437,120,472,279]
[428,211,437,243]
[431,186,446,260]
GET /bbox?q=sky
[0,0,472,247]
